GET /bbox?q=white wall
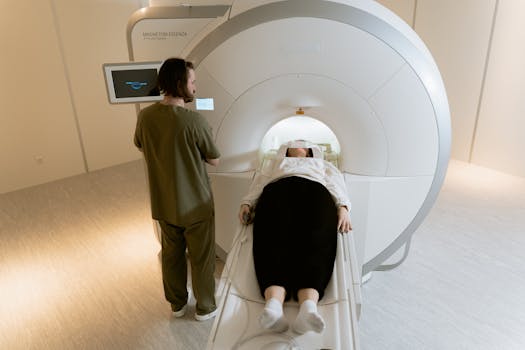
[0,0,143,194]
[0,1,86,193]
[1,0,525,194]
[380,0,525,178]
[376,0,416,26]
[53,0,143,172]
[472,0,525,177]
[413,0,497,163]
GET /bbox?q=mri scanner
[106,0,451,348]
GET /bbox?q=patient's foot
[259,298,289,332]
[293,300,325,334]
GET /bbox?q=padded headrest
[276,140,323,159]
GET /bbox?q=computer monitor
[103,62,162,104]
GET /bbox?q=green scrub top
[134,103,220,226]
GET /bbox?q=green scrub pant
[159,217,216,315]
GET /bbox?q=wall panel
[375,0,415,27]
[53,0,142,172]
[0,1,85,193]
[414,0,496,162]
[472,0,525,177]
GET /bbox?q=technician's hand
[337,206,352,233]
[239,204,253,225]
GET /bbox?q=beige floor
[1,159,524,349]
[359,160,525,350]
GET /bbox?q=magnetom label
[141,30,188,40]
[131,18,213,61]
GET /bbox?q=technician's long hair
[156,58,194,102]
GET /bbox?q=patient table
[206,224,362,349]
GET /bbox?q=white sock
[293,300,325,334]
[259,298,289,332]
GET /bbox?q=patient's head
[286,147,313,158]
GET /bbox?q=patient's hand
[239,204,253,225]
[337,206,352,233]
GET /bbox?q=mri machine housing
[124,0,450,348]
[126,0,450,276]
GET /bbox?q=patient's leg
[293,288,325,334]
[259,286,289,332]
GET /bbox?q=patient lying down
[238,140,352,334]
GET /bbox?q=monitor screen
[103,62,162,104]
[196,98,215,111]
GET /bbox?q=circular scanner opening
[259,115,341,168]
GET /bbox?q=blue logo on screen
[126,81,148,90]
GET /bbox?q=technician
[134,57,220,321]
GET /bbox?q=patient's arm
[324,161,352,210]
[240,171,271,208]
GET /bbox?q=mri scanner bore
[110,0,451,348]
